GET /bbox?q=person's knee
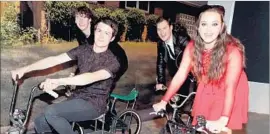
[34,115,46,133]
[44,105,58,118]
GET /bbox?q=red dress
[163,41,249,129]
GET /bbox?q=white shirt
[165,35,175,59]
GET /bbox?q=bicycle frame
[152,110,208,134]
[169,92,196,125]
[7,81,41,134]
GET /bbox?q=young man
[11,18,120,134]
[155,17,196,107]
[74,6,128,83]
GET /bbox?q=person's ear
[110,36,115,42]
[170,25,173,31]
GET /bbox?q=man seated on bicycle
[11,17,121,134]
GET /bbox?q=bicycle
[150,110,209,134]
[150,91,197,134]
[72,88,142,134]
[7,76,141,134]
[7,77,59,134]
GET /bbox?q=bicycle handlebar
[41,88,59,98]
[36,83,59,98]
[150,110,209,134]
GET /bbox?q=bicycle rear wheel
[71,122,84,134]
[111,109,141,134]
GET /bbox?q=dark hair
[94,17,118,37]
[74,6,94,19]
[156,16,173,26]
[199,5,225,16]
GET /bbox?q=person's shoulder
[106,49,120,66]
[109,42,124,50]
[226,42,242,60]
[226,42,239,53]
[186,40,195,48]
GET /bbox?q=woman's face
[198,11,223,46]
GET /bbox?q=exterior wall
[20,1,47,42]
[104,1,120,8]
[230,1,269,114]
[153,7,163,16]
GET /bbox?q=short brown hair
[74,6,94,19]
[94,17,118,37]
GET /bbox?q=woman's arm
[162,41,193,102]
[222,47,243,117]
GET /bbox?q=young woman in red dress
[153,5,249,134]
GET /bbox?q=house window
[97,1,105,4]
[125,1,150,12]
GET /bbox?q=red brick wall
[104,1,120,8]
[154,7,163,17]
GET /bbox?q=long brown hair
[192,6,246,82]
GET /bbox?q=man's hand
[39,78,61,92]
[155,84,167,91]
[11,68,26,81]
[206,116,229,133]
[152,100,168,112]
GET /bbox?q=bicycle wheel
[159,123,181,134]
[111,109,141,134]
[159,125,171,134]
[71,122,84,134]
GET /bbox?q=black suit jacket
[156,32,192,85]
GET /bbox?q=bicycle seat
[110,88,139,101]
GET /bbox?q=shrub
[19,27,38,44]
[109,9,127,42]
[94,7,111,20]
[126,8,146,41]
[0,2,37,47]
[146,14,159,41]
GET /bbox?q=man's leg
[34,113,53,133]
[43,98,100,134]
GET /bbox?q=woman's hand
[206,116,229,133]
[152,100,168,112]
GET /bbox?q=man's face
[157,20,173,42]
[94,22,115,47]
[75,13,91,31]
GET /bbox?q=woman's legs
[34,98,100,134]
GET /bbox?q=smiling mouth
[204,34,213,37]
[79,24,85,27]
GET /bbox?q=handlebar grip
[44,90,59,98]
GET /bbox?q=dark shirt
[66,45,120,114]
[75,28,128,83]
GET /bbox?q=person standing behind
[155,17,196,105]
[74,6,128,83]
[11,18,121,134]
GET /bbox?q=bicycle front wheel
[111,109,142,134]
